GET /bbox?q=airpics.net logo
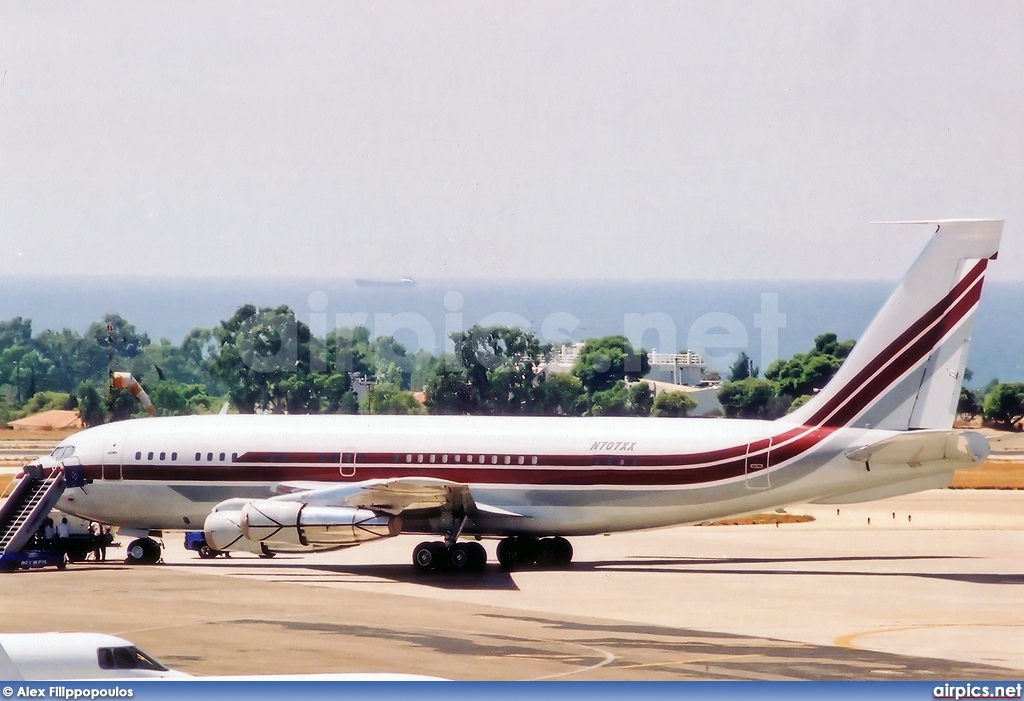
[230,289,787,375]
[933,682,1023,699]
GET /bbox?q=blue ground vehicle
[183,531,226,559]
[0,547,67,572]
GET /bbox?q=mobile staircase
[0,465,67,558]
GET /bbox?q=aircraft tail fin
[785,220,1002,431]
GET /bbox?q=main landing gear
[412,541,487,572]
[410,535,574,573]
[124,537,162,565]
[496,536,573,570]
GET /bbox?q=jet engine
[204,499,400,554]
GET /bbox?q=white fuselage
[41,413,961,538]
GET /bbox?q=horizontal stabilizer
[845,429,988,467]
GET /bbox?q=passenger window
[429,454,435,463]
[518,456,524,465]
[406,454,412,463]
[454,455,460,463]
[504,456,510,465]
[532,457,538,465]
[491,455,497,464]
[147,452,154,460]
[135,452,141,460]
[341,452,355,464]
[172,452,177,461]
[219,452,225,461]
[160,452,166,461]
[417,454,423,463]
[442,455,448,463]
[207,453,213,461]
[195,452,201,461]
[231,453,237,461]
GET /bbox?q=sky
[1,1,1022,281]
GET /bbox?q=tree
[425,325,547,415]
[88,314,150,363]
[210,305,356,414]
[534,373,586,416]
[652,390,698,417]
[424,363,479,415]
[957,387,981,421]
[149,381,216,416]
[75,382,107,427]
[17,391,74,417]
[365,383,426,415]
[718,378,790,419]
[982,382,1024,428]
[0,317,31,354]
[728,352,758,382]
[589,381,653,417]
[573,336,649,395]
[764,332,853,399]
[34,328,107,392]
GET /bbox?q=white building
[646,350,706,386]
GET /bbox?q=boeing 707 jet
[26,220,1001,572]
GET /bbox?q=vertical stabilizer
[785,220,1002,431]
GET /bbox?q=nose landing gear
[124,537,162,565]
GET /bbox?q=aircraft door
[101,441,123,480]
[744,438,772,490]
[339,450,357,479]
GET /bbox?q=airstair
[0,465,66,556]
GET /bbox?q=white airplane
[26,220,1001,572]
[0,632,439,680]
[0,633,186,680]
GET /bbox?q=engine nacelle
[204,499,399,554]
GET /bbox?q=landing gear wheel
[535,538,557,566]
[466,541,487,571]
[125,538,161,565]
[496,536,537,570]
[197,545,218,559]
[551,536,573,567]
[413,541,448,571]
[448,542,487,572]
[56,554,67,570]
[449,543,471,570]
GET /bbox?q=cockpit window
[97,646,168,672]
[49,446,76,460]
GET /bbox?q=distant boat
[354,277,416,288]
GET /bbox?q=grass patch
[950,460,1024,489]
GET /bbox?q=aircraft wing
[273,477,523,517]
[844,429,989,468]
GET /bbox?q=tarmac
[2,489,1023,680]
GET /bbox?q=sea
[4,276,1022,386]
